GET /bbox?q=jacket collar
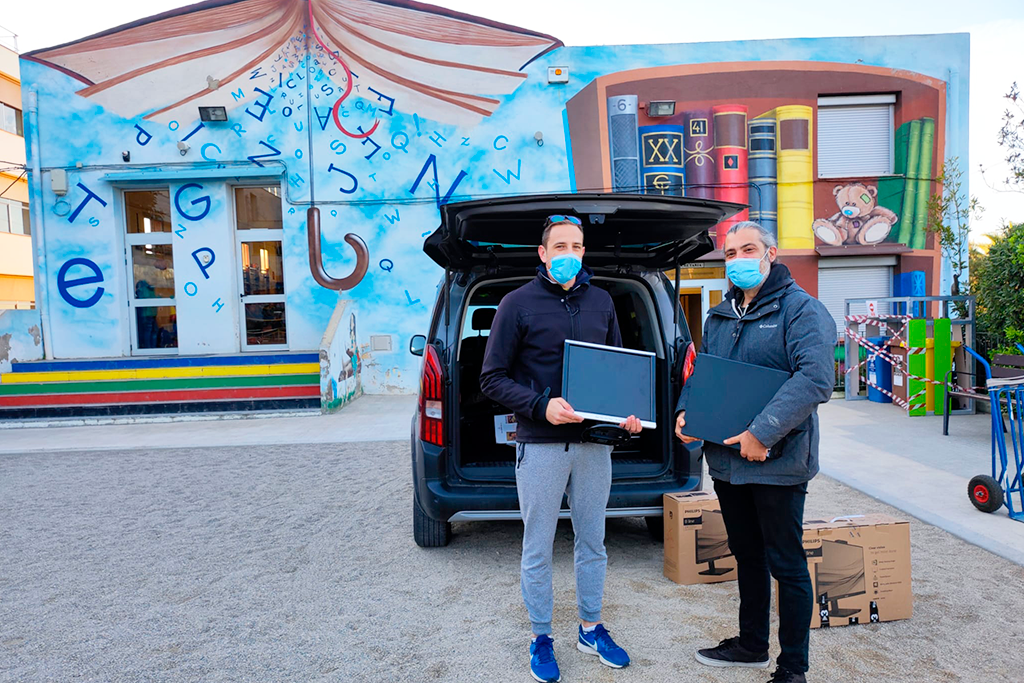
[535,262,593,295]
[714,262,794,319]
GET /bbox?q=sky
[2,0,1021,236]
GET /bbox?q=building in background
[0,0,968,419]
[0,41,32,310]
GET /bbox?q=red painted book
[712,104,750,248]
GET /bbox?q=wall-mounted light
[547,66,569,84]
[534,131,544,147]
[177,141,191,156]
[643,100,676,117]
[121,150,131,162]
[198,106,228,122]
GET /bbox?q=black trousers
[713,478,812,674]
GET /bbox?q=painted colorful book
[775,105,814,249]
[876,120,911,243]
[911,117,935,249]
[898,119,923,245]
[608,95,642,192]
[639,124,686,196]
[712,104,749,248]
[680,108,715,199]
[747,112,778,238]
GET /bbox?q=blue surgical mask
[726,252,769,290]
[549,253,582,284]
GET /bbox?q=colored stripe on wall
[2,363,319,384]
[0,374,318,396]
[10,353,319,373]
[0,385,319,408]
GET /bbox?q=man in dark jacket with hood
[676,221,835,683]
[480,215,640,683]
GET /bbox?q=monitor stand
[829,600,860,619]
[698,560,733,576]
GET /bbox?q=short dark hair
[541,220,584,248]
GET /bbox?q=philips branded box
[663,491,738,585]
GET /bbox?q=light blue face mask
[549,253,583,284]
[726,252,769,290]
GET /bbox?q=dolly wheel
[968,475,1003,513]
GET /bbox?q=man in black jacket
[676,221,835,683]
[480,216,640,683]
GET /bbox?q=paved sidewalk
[818,399,1024,566]
[0,396,417,454]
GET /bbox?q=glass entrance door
[124,189,178,354]
[234,186,288,350]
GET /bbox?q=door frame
[228,183,289,352]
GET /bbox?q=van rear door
[423,193,744,270]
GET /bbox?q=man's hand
[674,412,700,444]
[546,397,584,425]
[723,430,769,462]
[619,415,642,434]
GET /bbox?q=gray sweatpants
[515,441,613,635]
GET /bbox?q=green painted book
[910,117,935,250]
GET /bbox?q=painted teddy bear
[812,183,898,246]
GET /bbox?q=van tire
[414,492,452,547]
[645,515,664,542]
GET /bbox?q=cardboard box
[796,515,912,628]
[663,491,737,585]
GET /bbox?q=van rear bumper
[416,463,701,523]
[448,506,665,522]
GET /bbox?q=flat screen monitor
[561,340,656,428]
[695,509,733,576]
[816,539,866,618]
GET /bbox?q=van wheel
[414,493,452,547]
[645,516,664,542]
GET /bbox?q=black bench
[944,352,1024,435]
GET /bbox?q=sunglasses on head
[544,214,582,227]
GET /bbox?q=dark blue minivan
[409,193,742,547]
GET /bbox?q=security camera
[177,141,190,156]
[121,150,130,162]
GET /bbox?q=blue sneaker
[577,624,630,668]
[529,634,561,682]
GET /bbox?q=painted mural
[565,64,945,252]
[16,0,968,394]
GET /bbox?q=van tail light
[681,342,697,387]
[420,344,445,446]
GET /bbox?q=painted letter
[175,183,212,222]
[68,182,108,223]
[57,258,104,308]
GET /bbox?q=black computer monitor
[816,539,866,618]
[695,509,733,576]
[561,340,656,428]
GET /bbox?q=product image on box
[696,510,734,576]
[815,539,866,619]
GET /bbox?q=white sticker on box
[893,369,904,387]
[494,414,517,445]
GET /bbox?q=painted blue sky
[6,0,1019,236]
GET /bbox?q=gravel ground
[2,441,1023,683]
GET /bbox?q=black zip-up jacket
[479,264,623,443]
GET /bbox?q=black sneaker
[695,636,771,669]
[767,666,807,682]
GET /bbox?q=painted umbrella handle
[307,206,370,291]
